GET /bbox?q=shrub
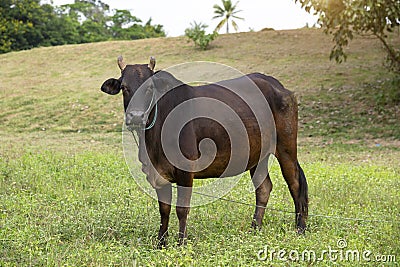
[185,21,218,50]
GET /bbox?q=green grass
[1,28,399,266]
[1,148,399,266]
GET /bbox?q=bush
[185,21,218,50]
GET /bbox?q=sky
[46,0,319,37]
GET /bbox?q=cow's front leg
[156,183,172,248]
[176,174,193,246]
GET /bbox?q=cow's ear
[101,78,121,95]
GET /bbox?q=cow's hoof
[177,237,187,246]
[297,226,306,235]
[251,219,262,231]
[157,239,167,249]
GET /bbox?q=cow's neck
[136,82,194,174]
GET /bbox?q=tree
[61,0,110,43]
[295,0,400,73]
[213,0,243,33]
[0,0,166,54]
[110,9,141,38]
[0,0,80,53]
[62,0,110,23]
[61,0,165,42]
[142,18,166,39]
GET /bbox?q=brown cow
[101,56,308,247]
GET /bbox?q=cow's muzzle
[126,110,145,131]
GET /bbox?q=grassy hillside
[1,28,399,145]
[1,29,399,266]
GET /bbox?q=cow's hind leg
[276,147,308,233]
[156,183,172,248]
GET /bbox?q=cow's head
[101,56,156,128]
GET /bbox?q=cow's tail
[297,161,308,219]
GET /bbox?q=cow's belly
[188,117,263,179]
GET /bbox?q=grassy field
[1,28,399,266]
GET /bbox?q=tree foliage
[185,21,218,50]
[0,0,77,52]
[0,0,166,53]
[213,0,243,33]
[295,0,400,73]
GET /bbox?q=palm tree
[213,0,244,34]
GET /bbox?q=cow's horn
[148,56,156,70]
[117,55,126,71]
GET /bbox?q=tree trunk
[375,33,400,74]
